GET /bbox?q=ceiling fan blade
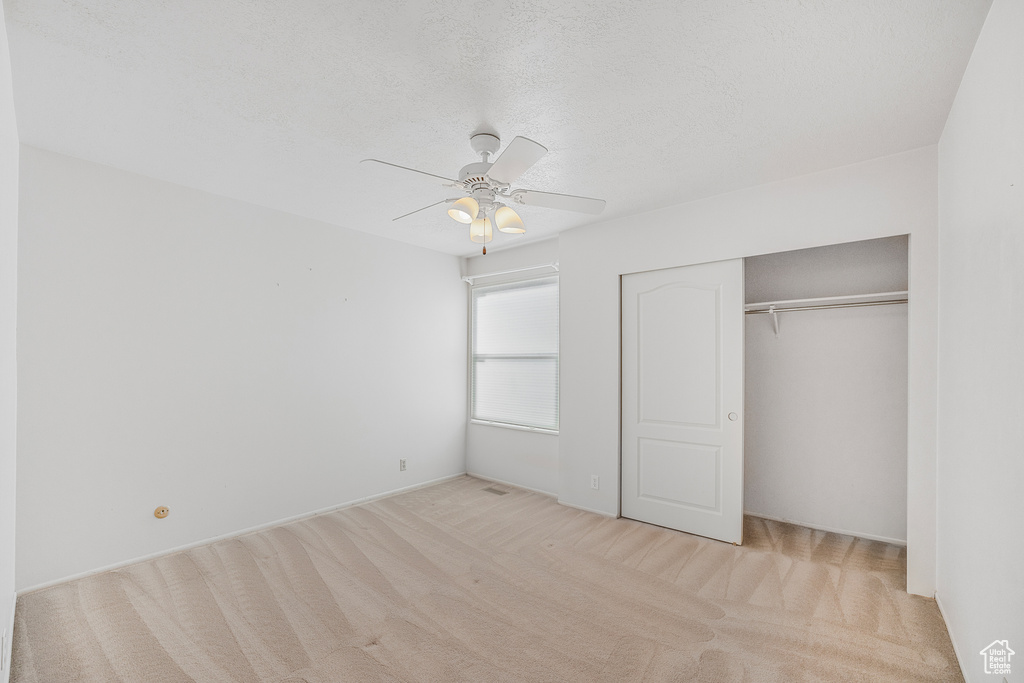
[515,189,606,214]
[487,136,547,185]
[392,200,447,222]
[361,158,459,184]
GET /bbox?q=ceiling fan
[362,133,606,254]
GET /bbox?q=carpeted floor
[11,475,962,682]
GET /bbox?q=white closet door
[621,259,745,544]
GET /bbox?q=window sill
[469,419,559,436]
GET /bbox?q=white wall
[559,147,939,594]
[465,425,558,495]
[936,0,1024,677]
[0,3,19,678]
[744,237,909,302]
[463,238,559,495]
[16,147,468,590]
[744,238,909,543]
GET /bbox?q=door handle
[728,412,739,421]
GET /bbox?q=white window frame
[469,275,559,433]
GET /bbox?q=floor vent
[483,486,510,495]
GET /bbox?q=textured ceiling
[4,0,992,256]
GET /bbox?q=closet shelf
[745,290,908,313]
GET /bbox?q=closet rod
[744,298,907,315]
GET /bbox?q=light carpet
[11,475,962,682]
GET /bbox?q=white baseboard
[466,472,557,498]
[745,511,907,547]
[934,591,969,682]
[557,499,618,518]
[18,472,466,596]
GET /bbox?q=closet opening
[743,235,909,544]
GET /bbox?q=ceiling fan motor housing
[461,134,507,212]
[459,157,501,216]
[458,161,492,184]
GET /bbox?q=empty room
[0,1,1021,682]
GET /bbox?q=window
[471,276,558,431]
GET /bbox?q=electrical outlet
[399,459,407,471]
[590,475,599,490]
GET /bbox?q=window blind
[471,276,558,431]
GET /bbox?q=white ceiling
[4,0,992,257]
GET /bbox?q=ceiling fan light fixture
[448,197,479,224]
[495,205,525,234]
[470,216,493,243]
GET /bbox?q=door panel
[621,259,744,544]
[637,284,720,427]
[637,439,720,510]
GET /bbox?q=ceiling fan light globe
[495,205,526,234]
[470,217,493,243]
[448,197,479,224]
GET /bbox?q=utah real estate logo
[979,640,1014,676]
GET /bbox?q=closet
[743,235,909,543]
[620,235,909,546]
